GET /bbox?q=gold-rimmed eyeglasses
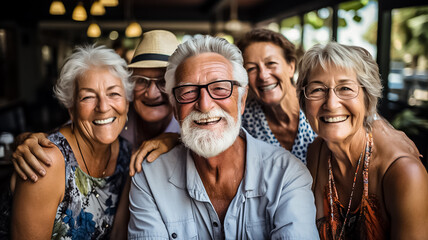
[303,82,362,101]
[130,75,166,92]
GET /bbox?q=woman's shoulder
[371,119,422,175]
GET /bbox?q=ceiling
[1,0,333,26]
[2,0,427,26]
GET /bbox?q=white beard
[180,108,241,158]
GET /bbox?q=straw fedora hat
[128,30,179,68]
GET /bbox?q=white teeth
[94,117,115,125]
[259,83,278,92]
[195,117,221,124]
[323,116,347,123]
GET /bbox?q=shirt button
[171,233,177,239]
[213,222,218,227]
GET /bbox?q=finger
[30,144,52,166]
[15,155,38,182]
[11,158,27,181]
[133,149,147,173]
[129,151,137,176]
[21,147,47,176]
[40,138,55,148]
[146,149,162,163]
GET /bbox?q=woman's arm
[383,157,428,240]
[109,176,131,239]
[11,146,65,240]
[129,132,179,176]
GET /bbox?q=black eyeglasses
[173,80,240,104]
[130,75,166,92]
[303,82,362,101]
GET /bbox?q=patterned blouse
[49,131,131,240]
[242,98,316,164]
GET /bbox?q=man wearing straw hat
[10,30,180,181]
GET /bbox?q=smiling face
[243,42,295,106]
[132,67,173,123]
[304,65,366,143]
[71,67,129,145]
[174,52,247,158]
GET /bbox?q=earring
[125,116,128,131]
[305,118,309,123]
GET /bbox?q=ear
[125,101,129,115]
[288,60,296,76]
[240,86,249,115]
[68,108,74,122]
[172,103,181,126]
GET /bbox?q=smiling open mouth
[258,83,279,92]
[143,101,166,107]
[194,117,221,125]
[321,116,348,123]
[93,117,116,125]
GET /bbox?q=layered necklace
[328,132,373,240]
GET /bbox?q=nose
[144,81,161,99]
[96,95,110,112]
[323,88,341,110]
[195,88,215,113]
[258,65,270,81]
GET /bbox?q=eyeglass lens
[131,76,166,92]
[173,80,235,104]
[304,82,360,100]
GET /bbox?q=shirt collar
[168,128,266,200]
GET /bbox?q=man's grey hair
[54,44,134,109]
[165,35,248,106]
[296,42,382,130]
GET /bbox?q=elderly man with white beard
[128,35,319,240]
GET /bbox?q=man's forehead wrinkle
[176,55,233,84]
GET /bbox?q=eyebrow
[176,80,225,87]
[308,79,357,84]
[79,85,123,93]
[245,55,277,65]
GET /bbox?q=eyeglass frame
[302,82,364,101]
[130,75,166,92]
[172,80,241,104]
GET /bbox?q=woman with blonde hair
[296,42,428,239]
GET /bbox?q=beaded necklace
[328,132,373,240]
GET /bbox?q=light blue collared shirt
[128,129,318,240]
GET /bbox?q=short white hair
[54,44,133,109]
[165,35,248,106]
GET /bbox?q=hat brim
[128,60,168,68]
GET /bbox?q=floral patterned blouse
[242,98,316,164]
[49,131,131,240]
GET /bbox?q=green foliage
[281,16,300,28]
[391,108,428,135]
[304,11,324,29]
[391,6,428,61]
[338,0,370,28]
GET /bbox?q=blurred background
[0,0,427,171]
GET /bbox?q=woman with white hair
[296,42,428,239]
[10,45,133,239]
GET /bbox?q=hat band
[131,53,169,64]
